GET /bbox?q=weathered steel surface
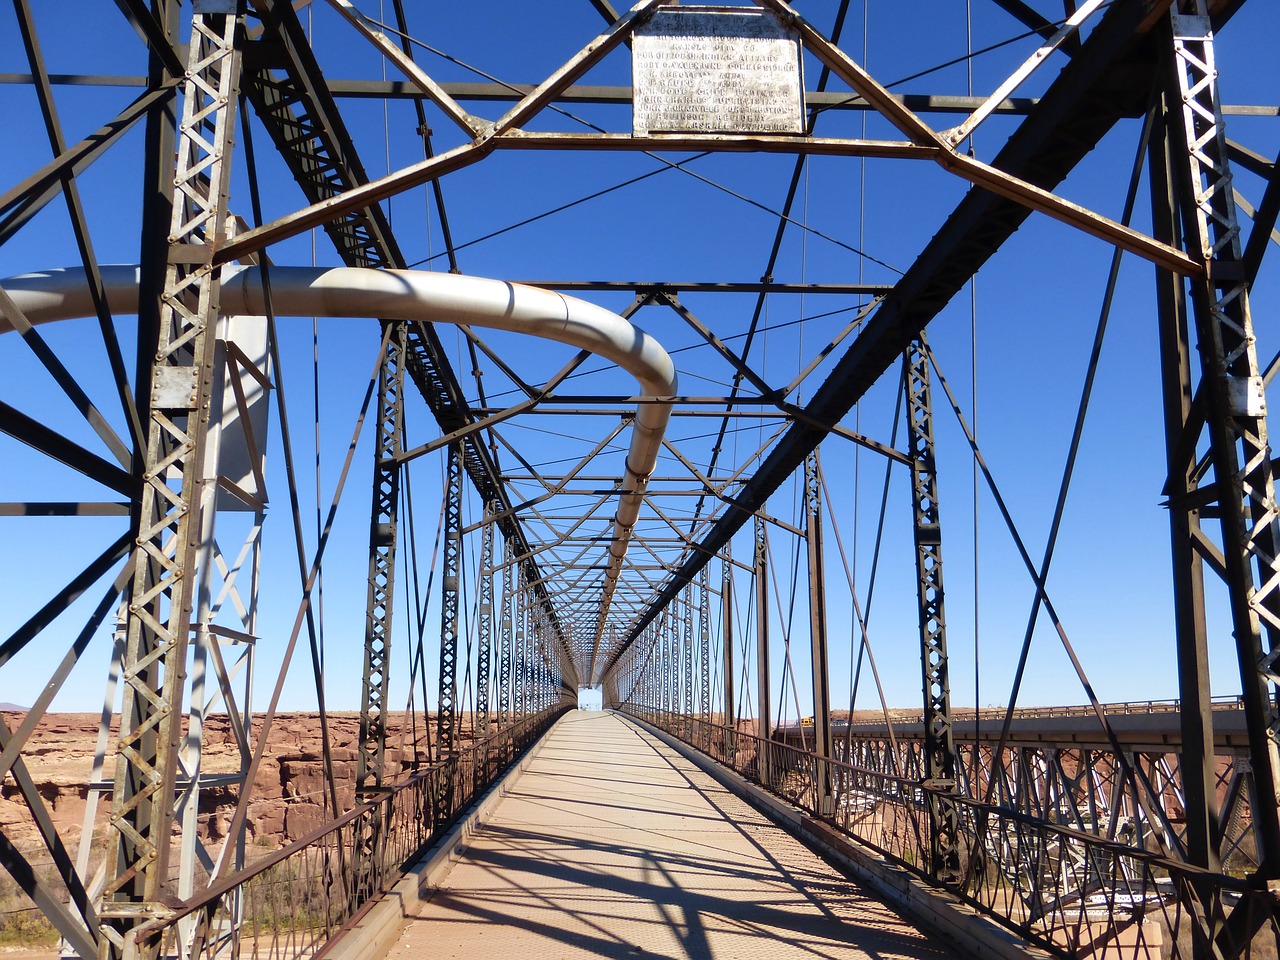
[633,8,803,136]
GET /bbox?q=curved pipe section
[1,265,677,683]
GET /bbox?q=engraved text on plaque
[633,8,804,137]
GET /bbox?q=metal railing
[627,707,1279,960]
[133,706,569,960]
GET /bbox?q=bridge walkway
[387,711,960,960]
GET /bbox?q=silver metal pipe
[0,265,677,682]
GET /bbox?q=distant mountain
[0,702,28,711]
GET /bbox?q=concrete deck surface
[388,711,961,960]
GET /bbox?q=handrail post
[805,452,834,817]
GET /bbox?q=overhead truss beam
[607,0,1175,675]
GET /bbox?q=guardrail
[627,706,1278,960]
[133,706,570,960]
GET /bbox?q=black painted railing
[133,706,569,959]
[625,706,1278,960]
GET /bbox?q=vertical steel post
[473,502,495,788]
[436,440,463,829]
[1167,2,1280,880]
[655,616,664,713]
[651,624,660,718]
[805,452,834,816]
[477,503,495,737]
[684,590,695,720]
[538,610,549,712]
[637,628,646,713]
[81,1,178,941]
[722,548,735,756]
[651,623,657,716]
[534,604,543,713]
[530,611,539,714]
[648,625,655,716]
[905,337,961,881]
[675,607,682,715]
[652,624,660,718]
[1149,89,1221,891]
[530,614,540,715]
[515,571,527,717]
[358,322,406,796]
[538,612,550,710]
[754,514,772,788]
[659,613,669,715]
[636,634,645,712]
[530,578,540,712]
[644,625,653,714]
[674,600,683,715]
[655,613,664,714]
[498,539,513,726]
[671,609,680,715]
[699,565,711,727]
[672,612,679,715]
[101,9,242,957]
[529,608,539,715]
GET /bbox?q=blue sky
[1,2,1278,719]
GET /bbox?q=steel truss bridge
[0,1,1278,958]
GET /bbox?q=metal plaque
[633,8,804,137]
